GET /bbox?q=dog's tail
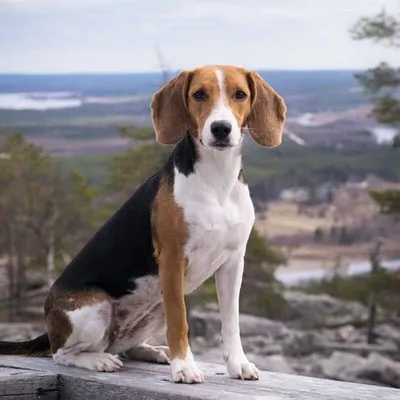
[0,333,51,357]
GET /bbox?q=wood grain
[0,356,398,399]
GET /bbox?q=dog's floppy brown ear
[150,70,192,145]
[246,71,287,147]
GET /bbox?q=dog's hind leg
[45,289,123,372]
[110,302,169,364]
[125,343,170,364]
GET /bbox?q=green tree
[108,126,170,199]
[351,8,400,216]
[0,133,96,320]
[239,227,288,318]
[351,9,400,131]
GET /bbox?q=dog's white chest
[174,168,255,294]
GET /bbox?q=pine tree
[351,9,400,216]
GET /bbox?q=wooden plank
[0,366,58,399]
[0,356,399,400]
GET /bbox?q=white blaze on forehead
[215,69,227,104]
[201,68,242,147]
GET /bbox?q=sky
[0,0,399,73]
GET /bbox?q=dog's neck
[172,134,243,204]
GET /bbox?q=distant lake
[369,126,398,144]
[0,92,147,111]
[276,258,400,286]
[0,92,82,110]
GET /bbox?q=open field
[256,181,400,273]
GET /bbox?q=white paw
[93,353,123,372]
[226,356,260,380]
[170,358,204,384]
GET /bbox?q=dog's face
[151,65,287,149]
[186,66,252,149]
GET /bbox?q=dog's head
[150,65,287,150]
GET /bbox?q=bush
[301,268,400,312]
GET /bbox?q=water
[276,258,400,286]
[0,92,82,110]
[369,126,398,144]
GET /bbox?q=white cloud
[0,0,400,72]
[0,0,138,11]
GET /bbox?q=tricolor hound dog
[0,65,287,384]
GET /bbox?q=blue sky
[0,0,399,73]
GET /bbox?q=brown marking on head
[44,288,111,354]
[150,65,286,149]
[150,70,192,145]
[246,70,287,147]
[152,175,189,359]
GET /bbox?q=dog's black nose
[210,120,232,139]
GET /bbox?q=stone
[337,325,362,342]
[319,351,366,382]
[0,323,45,342]
[242,335,283,355]
[375,324,400,347]
[289,354,325,378]
[283,291,369,329]
[189,309,290,339]
[248,354,296,375]
[356,352,400,388]
[282,330,324,357]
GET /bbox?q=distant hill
[0,69,381,157]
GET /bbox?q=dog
[0,65,286,384]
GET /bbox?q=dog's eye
[192,90,207,102]
[234,90,247,100]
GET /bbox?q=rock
[314,341,398,356]
[283,291,369,329]
[242,335,282,355]
[0,323,45,342]
[189,309,289,340]
[238,314,290,338]
[319,351,366,382]
[356,353,400,388]
[282,330,324,357]
[337,325,362,342]
[248,354,296,375]
[289,354,325,378]
[196,348,223,364]
[375,324,400,347]
[319,351,400,387]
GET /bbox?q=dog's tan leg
[159,252,204,384]
[45,289,123,372]
[153,176,203,383]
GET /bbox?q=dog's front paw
[225,355,260,380]
[170,358,204,384]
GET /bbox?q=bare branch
[154,43,170,84]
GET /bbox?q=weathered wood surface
[0,356,399,399]
[0,366,57,399]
